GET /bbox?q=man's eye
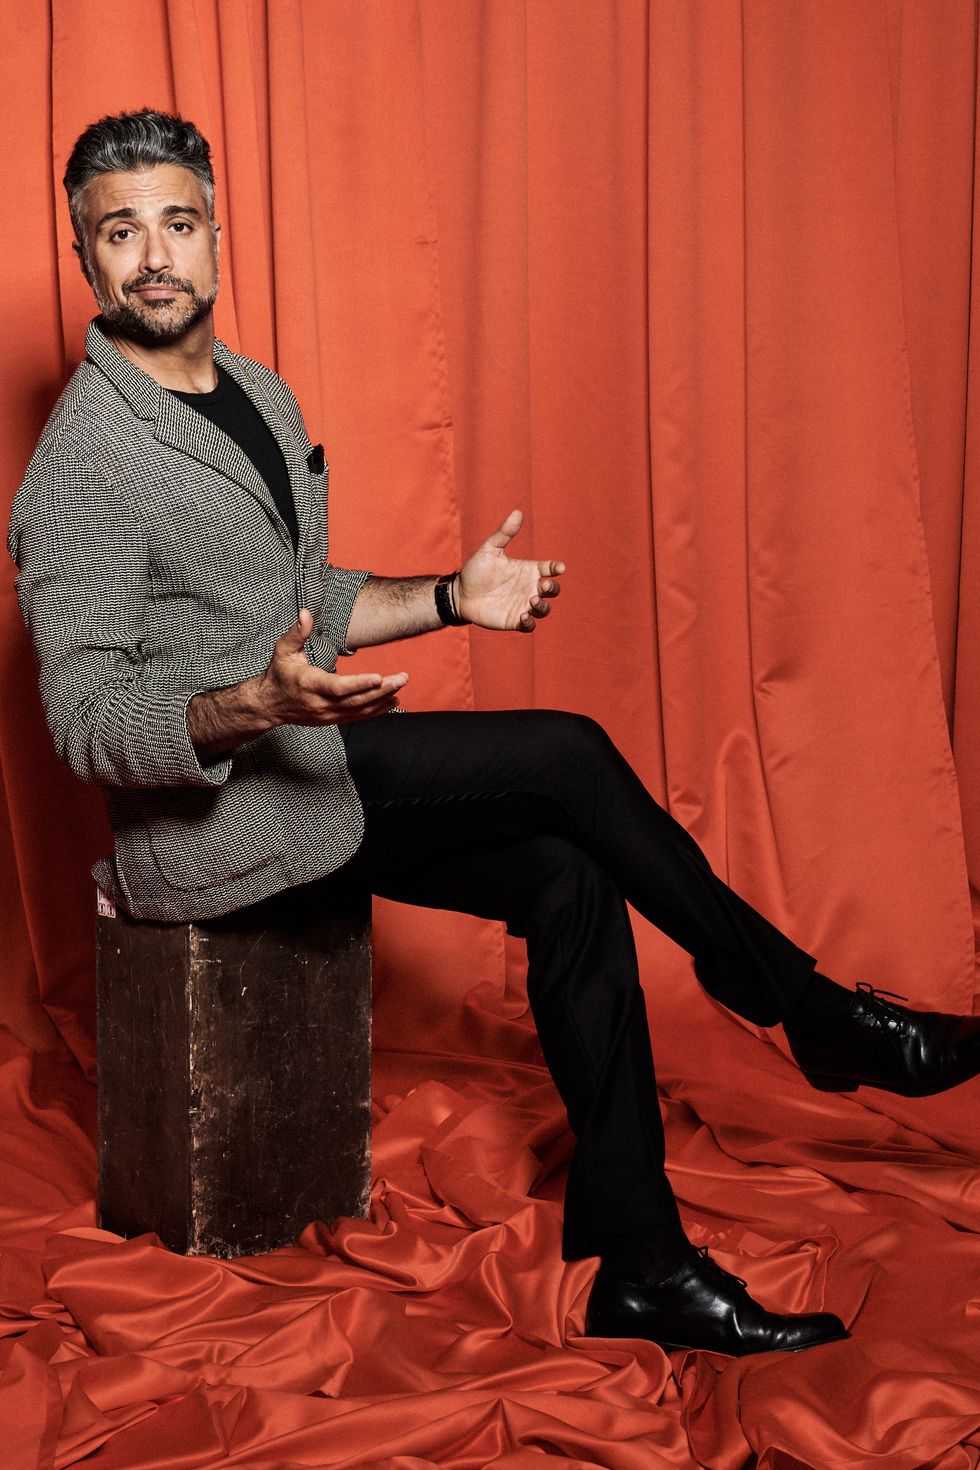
[110,229,132,242]
[171,221,192,233]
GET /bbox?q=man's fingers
[328,671,386,696]
[320,670,409,706]
[485,508,524,551]
[347,692,403,721]
[276,608,314,653]
[346,673,409,706]
[339,673,408,719]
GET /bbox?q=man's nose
[140,229,173,274]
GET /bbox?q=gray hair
[64,109,215,239]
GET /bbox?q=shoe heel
[806,1072,858,1093]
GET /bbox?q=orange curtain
[3,2,980,1466]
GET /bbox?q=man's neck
[106,316,219,393]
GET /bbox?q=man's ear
[214,221,222,254]
[72,239,91,283]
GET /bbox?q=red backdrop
[3,3,980,1467]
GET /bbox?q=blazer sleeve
[316,564,372,655]
[9,459,232,791]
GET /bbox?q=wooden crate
[96,877,372,1257]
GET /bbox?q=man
[9,109,980,1358]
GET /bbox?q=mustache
[124,274,195,295]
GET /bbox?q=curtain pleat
[3,3,980,1463]
[955,10,980,975]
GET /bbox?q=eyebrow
[95,203,205,232]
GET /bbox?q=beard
[95,271,219,346]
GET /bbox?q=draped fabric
[3,1,980,1465]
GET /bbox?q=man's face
[75,164,220,344]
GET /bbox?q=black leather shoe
[785,982,980,1097]
[584,1247,848,1356]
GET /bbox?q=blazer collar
[85,317,164,420]
[84,318,310,552]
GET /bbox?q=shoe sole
[805,1065,980,1098]
[656,1332,849,1354]
[585,1324,851,1355]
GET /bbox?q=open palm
[457,510,565,632]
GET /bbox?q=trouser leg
[341,710,817,1026]
[341,815,674,1259]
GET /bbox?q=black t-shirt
[172,363,299,550]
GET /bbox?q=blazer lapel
[153,390,288,537]
[215,345,315,553]
[84,318,303,550]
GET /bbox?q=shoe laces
[855,981,912,1033]
[695,1245,747,1291]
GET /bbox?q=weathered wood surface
[96,878,372,1257]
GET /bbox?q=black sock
[784,970,854,1034]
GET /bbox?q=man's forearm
[187,677,276,760]
[344,575,450,649]
[186,610,410,758]
[343,513,565,645]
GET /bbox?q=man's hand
[187,610,408,760]
[331,510,566,649]
[457,509,564,632]
[256,611,408,725]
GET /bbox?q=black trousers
[337,710,816,1261]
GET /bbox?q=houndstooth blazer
[8,318,371,922]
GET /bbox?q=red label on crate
[96,889,117,919]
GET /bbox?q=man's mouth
[130,285,184,300]
[125,276,192,303]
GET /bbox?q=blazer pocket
[141,785,283,892]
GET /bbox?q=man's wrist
[434,572,468,627]
[187,675,279,759]
[245,671,282,730]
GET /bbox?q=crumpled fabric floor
[4,927,980,1470]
